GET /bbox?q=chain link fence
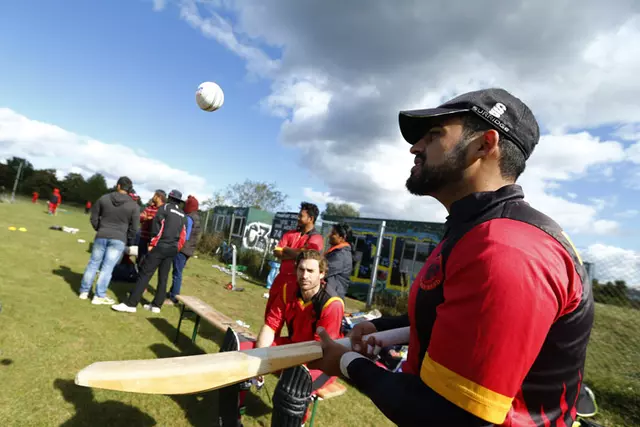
[578,257,639,426]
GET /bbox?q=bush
[373,290,409,316]
[237,248,269,281]
[196,232,225,256]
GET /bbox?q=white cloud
[592,220,620,235]
[302,187,361,210]
[567,192,578,199]
[152,0,166,12]
[169,1,640,234]
[0,108,212,202]
[583,244,640,287]
[614,123,640,142]
[616,209,639,218]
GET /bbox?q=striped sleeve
[315,297,344,340]
[422,220,569,424]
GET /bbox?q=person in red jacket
[32,191,39,203]
[85,200,92,214]
[48,189,60,215]
[137,190,166,265]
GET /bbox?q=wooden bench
[174,295,257,345]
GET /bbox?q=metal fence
[578,256,639,426]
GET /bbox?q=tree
[60,173,87,204]
[0,157,34,193]
[21,169,59,196]
[322,202,360,218]
[85,173,109,202]
[224,180,288,212]
[201,190,227,211]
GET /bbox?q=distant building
[321,215,446,300]
[583,261,595,283]
[204,206,275,253]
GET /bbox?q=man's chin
[405,176,431,196]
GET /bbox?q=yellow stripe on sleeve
[322,296,344,312]
[420,353,513,424]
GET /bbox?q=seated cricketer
[219,250,344,427]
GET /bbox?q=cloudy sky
[2,0,640,284]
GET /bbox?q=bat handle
[333,327,410,351]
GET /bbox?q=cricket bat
[75,326,410,395]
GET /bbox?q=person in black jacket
[79,177,139,305]
[324,223,355,300]
[166,195,201,304]
[112,189,187,314]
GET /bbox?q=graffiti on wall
[243,222,276,253]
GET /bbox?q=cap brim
[399,107,469,144]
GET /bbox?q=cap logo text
[470,105,511,133]
[489,103,507,118]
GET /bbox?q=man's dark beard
[405,141,469,196]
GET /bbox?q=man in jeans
[79,177,140,305]
[112,189,187,314]
[166,195,201,305]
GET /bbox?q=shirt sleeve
[265,282,287,332]
[277,232,290,249]
[420,219,577,424]
[306,234,324,252]
[185,216,194,241]
[346,358,492,426]
[314,297,344,340]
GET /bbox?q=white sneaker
[111,303,137,313]
[92,296,116,305]
[79,292,89,300]
[143,304,161,313]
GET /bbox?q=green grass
[0,199,637,426]
[0,199,391,427]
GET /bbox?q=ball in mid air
[196,81,225,112]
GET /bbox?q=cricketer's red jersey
[265,281,344,344]
[277,228,324,276]
[398,185,593,426]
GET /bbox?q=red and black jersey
[350,185,594,426]
[149,202,187,251]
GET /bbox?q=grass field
[0,199,638,426]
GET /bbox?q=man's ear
[319,271,326,281]
[475,129,500,158]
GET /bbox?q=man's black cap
[399,88,540,160]
[168,189,183,202]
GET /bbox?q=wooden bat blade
[75,326,410,395]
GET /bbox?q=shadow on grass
[1,359,13,366]
[52,266,83,294]
[146,313,229,352]
[146,317,207,356]
[52,265,136,302]
[590,382,640,427]
[53,379,156,427]
[148,343,272,426]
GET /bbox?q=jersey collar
[445,184,525,231]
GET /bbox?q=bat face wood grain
[75,327,410,395]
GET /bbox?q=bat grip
[333,327,410,350]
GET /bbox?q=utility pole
[10,160,24,203]
[366,220,387,309]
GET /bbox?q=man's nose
[409,139,425,154]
